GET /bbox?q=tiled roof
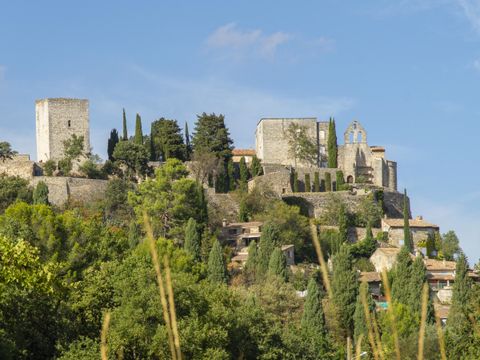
[434,304,450,319]
[382,218,439,229]
[370,146,385,152]
[232,149,256,156]
[372,247,401,257]
[359,272,381,282]
[224,221,263,228]
[424,259,456,271]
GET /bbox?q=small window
[68,120,71,128]
[319,130,325,140]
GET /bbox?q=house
[219,221,262,249]
[231,244,295,267]
[232,149,256,164]
[381,216,439,249]
[359,271,382,298]
[370,247,402,272]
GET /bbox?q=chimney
[222,219,227,227]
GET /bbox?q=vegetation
[122,108,128,140]
[285,123,318,167]
[403,189,413,252]
[150,118,186,161]
[33,181,49,205]
[107,128,119,161]
[325,172,332,191]
[327,118,337,168]
[134,113,143,145]
[0,141,17,162]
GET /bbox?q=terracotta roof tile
[232,149,256,156]
[359,272,381,282]
[383,218,439,229]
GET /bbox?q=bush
[58,158,72,176]
[305,174,311,192]
[43,160,56,176]
[0,176,33,213]
[79,160,106,179]
[325,173,332,192]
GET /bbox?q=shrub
[305,174,311,192]
[43,160,56,176]
[325,173,332,192]
[58,158,72,176]
[314,172,320,192]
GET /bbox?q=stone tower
[35,98,90,162]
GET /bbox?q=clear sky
[1,0,479,263]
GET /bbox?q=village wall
[0,155,38,179]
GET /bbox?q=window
[228,229,237,235]
[67,120,71,128]
[319,145,326,154]
[319,130,325,140]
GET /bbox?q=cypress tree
[403,189,413,252]
[267,247,288,282]
[200,229,213,263]
[257,222,279,277]
[238,198,249,222]
[250,155,263,177]
[227,158,235,191]
[353,281,375,345]
[134,113,143,145]
[325,173,332,192]
[197,184,208,226]
[408,256,428,315]
[305,173,311,192]
[33,181,49,205]
[185,121,192,160]
[207,239,228,284]
[149,123,156,161]
[331,245,358,338]
[293,171,299,192]
[391,246,413,304]
[122,108,128,141]
[184,218,200,261]
[327,118,338,168]
[107,129,119,161]
[244,240,258,281]
[239,156,248,191]
[302,278,326,333]
[338,203,349,243]
[314,172,320,192]
[336,170,345,190]
[320,179,326,192]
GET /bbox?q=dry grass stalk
[143,212,177,360]
[355,334,364,359]
[371,312,384,360]
[360,281,380,360]
[164,256,182,360]
[310,222,332,298]
[417,282,429,360]
[101,311,111,360]
[434,308,447,360]
[380,270,400,360]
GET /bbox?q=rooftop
[424,258,456,271]
[223,221,263,228]
[359,272,382,283]
[382,218,439,229]
[232,149,256,156]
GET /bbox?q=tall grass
[100,311,111,360]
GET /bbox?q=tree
[305,173,311,192]
[185,122,192,160]
[336,170,345,190]
[239,156,249,191]
[314,172,320,192]
[327,118,338,168]
[43,160,56,176]
[0,142,16,162]
[250,155,263,177]
[134,113,143,145]
[301,278,326,334]
[207,239,227,284]
[122,108,128,140]
[337,203,349,243]
[33,181,49,205]
[150,118,186,161]
[285,123,318,167]
[441,230,461,260]
[267,248,287,282]
[0,176,32,213]
[63,134,85,161]
[78,159,106,179]
[184,218,200,261]
[189,151,221,185]
[325,173,332,192]
[238,198,249,222]
[292,171,299,192]
[227,158,235,191]
[403,189,413,252]
[107,129,119,161]
[357,194,383,228]
[192,113,233,160]
[391,246,413,304]
[353,282,375,345]
[257,222,280,277]
[113,141,149,181]
[244,240,258,281]
[408,256,429,316]
[104,178,133,219]
[331,245,358,339]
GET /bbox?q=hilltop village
[0,98,479,359]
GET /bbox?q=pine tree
[250,155,263,177]
[185,121,192,160]
[244,240,258,281]
[207,239,227,284]
[325,173,332,192]
[314,172,320,192]
[305,173,311,192]
[134,113,143,145]
[227,158,235,191]
[353,282,375,345]
[184,218,200,261]
[33,181,49,205]
[107,129,119,161]
[267,247,287,282]
[192,112,233,160]
[403,189,413,252]
[336,170,345,190]
[332,245,358,338]
[238,198,249,222]
[391,246,413,304]
[150,118,186,161]
[257,222,279,277]
[122,108,128,141]
[327,118,338,168]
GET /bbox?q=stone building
[255,118,397,191]
[381,216,439,248]
[232,149,256,164]
[36,98,90,162]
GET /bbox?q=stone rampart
[0,155,38,179]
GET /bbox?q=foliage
[327,118,337,168]
[122,108,128,140]
[441,230,461,260]
[0,176,32,213]
[391,246,413,305]
[33,181,49,205]
[285,123,318,167]
[0,141,17,162]
[239,156,248,191]
[403,189,413,252]
[78,159,106,179]
[350,225,377,258]
[192,112,233,160]
[208,239,227,283]
[314,172,320,192]
[305,173,311,192]
[63,134,85,161]
[250,155,263,177]
[150,118,186,161]
[325,172,332,191]
[335,170,344,190]
[238,197,249,222]
[353,281,375,344]
[357,193,383,227]
[184,121,192,160]
[292,171,299,192]
[337,202,349,243]
[184,217,201,261]
[104,178,133,221]
[227,158,235,191]
[107,128,119,161]
[134,113,143,145]
[58,157,72,175]
[256,222,280,277]
[43,159,56,176]
[244,240,258,282]
[112,140,149,180]
[267,247,288,282]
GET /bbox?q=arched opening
[347,175,354,184]
[349,131,355,144]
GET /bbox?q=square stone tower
[35,98,90,162]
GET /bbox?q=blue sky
[1,0,480,263]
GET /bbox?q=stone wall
[387,227,436,248]
[36,98,90,162]
[31,176,108,206]
[0,155,38,179]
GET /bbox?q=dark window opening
[68,120,71,128]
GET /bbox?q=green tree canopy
[107,128,119,161]
[33,181,49,205]
[113,140,149,181]
[122,108,128,140]
[150,118,186,161]
[192,112,233,160]
[0,142,17,162]
[285,123,318,167]
[250,155,263,177]
[327,118,338,168]
[134,113,143,145]
[184,217,201,261]
[208,239,228,284]
[267,247,288,282]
